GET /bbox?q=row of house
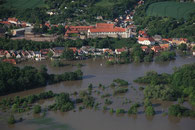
[0,17,32,27]
[137,30,189,46]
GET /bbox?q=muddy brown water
[0,56,195,130]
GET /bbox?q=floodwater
[0,55,195,130]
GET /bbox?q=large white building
[87,23,131,38]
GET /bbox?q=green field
[1,0,46,9]
[95,0,116,7]
[146,1,195,19]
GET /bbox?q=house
[138,30,148,38]
[8,18,19,25]
[88,23,131,38]
[115,48,127,55]
[153,35,162,42]
[141,46,150,52]
[11,28,25,36]
[0,50,5,57]
[0,21,11,26]
[159,44,170,51]
[40,49,50,55]
[151,46,162,53]
[52,47,65,57]
[69,47,77,53]
[34,51,41,58]
[26,51,34,59]
[162,38,172,43]
[193,51,195,56]
[11,52,17,57]
[3,59,17,64]
[5,52,12,58]
[16,54,22,59]
[138,37,155,45]
[172,38,188,45]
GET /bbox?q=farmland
[1,0,46,9]
[146,1,195,19]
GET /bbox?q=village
[0,0,194,65]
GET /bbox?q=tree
[145,106,155,116]
[178,43,187,51]
[47,51,54,58]
[128,103,139,114]
[61,49,74,60]
[8,115,16,124]
[33,105,41,114]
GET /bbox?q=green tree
[8,115,16,124]
[145,106,155,116]
[61,49,74,60]
[178,43,187,51]
[33,105,41,114]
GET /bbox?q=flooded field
[0,55,195,130]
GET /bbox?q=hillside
[146,1,195,19]
[1,0,46,9]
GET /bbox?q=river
[0,55,195,130]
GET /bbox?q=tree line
[0,62,83,95]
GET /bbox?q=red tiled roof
[159,44,169,48]
[3,59,16,64]
[141,46,148,50]
[138,37,154,42]
[0,21,11,25]
[180,38,188,42]
[89,27,126,33]
[151,46,161,52]
[162,38,172,42]
[66,26,95,31]
[45,23,50,28]
[96,23,114,29]
[8,18,18,22]
[139,30,146,35]
[66,30,79,34]
[115,48,126,52]
[69,47,77,53]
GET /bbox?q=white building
[138,37,155,45]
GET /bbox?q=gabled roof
[89,27,126,33]
[8,18,18,22]
[0,21,11,25]
[96,23,114,29]
[115,48,126,52]
[141,46,148,50]
[138,37,155,42]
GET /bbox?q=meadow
[146,1,195,19]
[1,0,45,9]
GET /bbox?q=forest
[0,62,83,95]
[134,63,195,106]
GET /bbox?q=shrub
[116,109,125,114]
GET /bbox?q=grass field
[1,0,45,9]
[95,0,119,7]
[146,1,195,19]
